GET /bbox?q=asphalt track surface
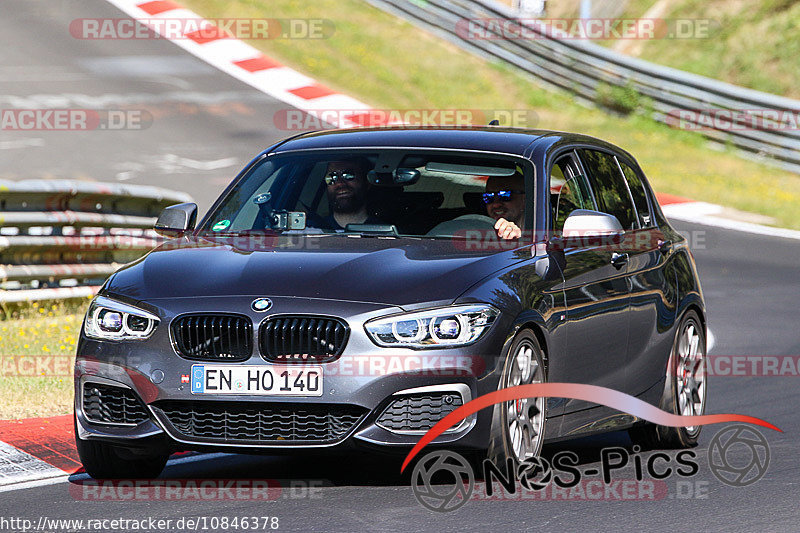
[1,1,799,531]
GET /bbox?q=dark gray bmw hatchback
[75,127,707,478]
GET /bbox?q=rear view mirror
[154,202,197,238]
[552,209,623,249]
[367,167,420,186]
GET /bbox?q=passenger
[483,175,525,240]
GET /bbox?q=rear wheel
[75,417,169,479]
[490,330,547,465]
[629,310,707,449]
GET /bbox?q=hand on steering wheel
[495,218,522,240]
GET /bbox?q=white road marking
[78,55,214,77]
[663,202,800,240]
[0,91,272,109]
[0,138,45,150]
[155,154,238,172]
[113,155,237,180]
[0,474,70,493]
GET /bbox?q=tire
[629,310,707,449]
[75,417,169,479]
[488,329,547,465]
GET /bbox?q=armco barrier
[367,0,800,174]
[0,180,192,302]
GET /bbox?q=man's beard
[330,191,365,213]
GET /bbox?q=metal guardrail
[368,0,800,174]
[0,180,192,302]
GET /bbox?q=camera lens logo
[517,456,552,491]
[708,425,770,487]
[411,451,474,512]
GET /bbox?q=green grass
[183,0,800,229]
[0,302,87,419]
[596,0,800,99]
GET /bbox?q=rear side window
[579,149,637,230]
[550,154,596,232]
[617,158,653,227]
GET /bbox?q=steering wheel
[425,214,497,237]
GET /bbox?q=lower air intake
[152,401,367,444]
[377,392,464,432]
[82,382,149,425]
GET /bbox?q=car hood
[106,234,529,307]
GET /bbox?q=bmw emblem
[251,298,272,312]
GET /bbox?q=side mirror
[154,202,197,238]
[552,209,623,249]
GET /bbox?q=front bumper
[75,295,511,453]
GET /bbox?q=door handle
[611,252,629,269]
[658,239,672,254]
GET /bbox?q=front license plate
[190,365,323,396]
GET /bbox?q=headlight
[84,296,159,340]
[365,304,498,348]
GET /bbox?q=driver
[483,175,525,240]
[322,158,382,230]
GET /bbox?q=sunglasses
[482,190,524,204]
[324,170,357,185]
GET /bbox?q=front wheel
[629,310,707,449]
[490,330,547,464]
[75,417,170,479]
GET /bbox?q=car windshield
[202,150,531,238]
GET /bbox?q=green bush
[595,81,641,115]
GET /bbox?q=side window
[578,149,637,230]
[617,158,653,227]
[550,155,595,232]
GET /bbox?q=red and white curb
[0,416,80,490]
[0,415,226,490]
[0,441,68,492]
[102,0,390,128]
[656,193,800,240]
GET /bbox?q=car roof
[267,126,613,158]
